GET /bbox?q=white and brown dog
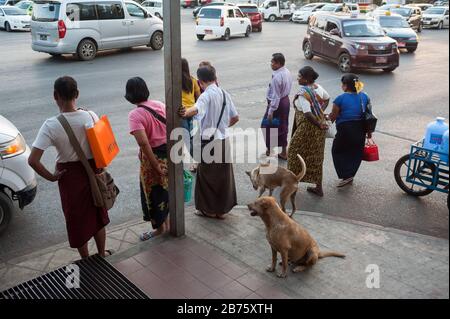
[246,154,306,217]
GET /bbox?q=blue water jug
[440,129,449,164]
[424,117,449,152]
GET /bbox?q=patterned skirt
[288,110,326,185]
[140,145,169,229]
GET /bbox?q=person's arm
[303,112,328,130]
[267,76,282,119]
[181,106,199,118]
[131,130,166,179]
[193,79,201,102]
[229,116,239,127]
[28,148,66,182]
[328,104,340,123]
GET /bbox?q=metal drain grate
[0,254,149,299]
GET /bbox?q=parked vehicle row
[422,6,449,29]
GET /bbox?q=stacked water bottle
[424,117,449,164]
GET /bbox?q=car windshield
[379,16,410,28]
[239,6,258,14]
[321,5,338,11]
[199,8,221,19]
[16,2,31,9]
[4,7,26,15]
[32,1,60,21]
[390,8,412,17]
[424,8,445,14]
[343,20,385,37]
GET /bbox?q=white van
[196,4,251,40]
[31,0,164,61]
[0,115,37,235]
[141,0,162,19]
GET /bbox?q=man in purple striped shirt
[262,53,293,160]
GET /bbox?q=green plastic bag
[183,170,193,203]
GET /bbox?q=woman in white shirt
[28,76,111,259]
[288,66,330,197]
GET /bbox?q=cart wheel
[394,154,436,197]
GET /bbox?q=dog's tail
[319,251,346,259]
[295,154,307,182]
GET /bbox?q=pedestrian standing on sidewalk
[179,66,239,219]
[28,76,111,259]
[328,74,370,188]
[125,77,170,241]
[181,58,201,161]
[288,66,330,197]
[198,61,218,93]
[261,53,292,160]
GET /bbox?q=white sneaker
[337,178,354,188]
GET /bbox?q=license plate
[424,21,431,24]
[205,30,212,35]
[376,57,388,64]
[398,42,406,48]
[40,34,47,41]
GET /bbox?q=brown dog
[246,155,306,217]
[247,197,345,278]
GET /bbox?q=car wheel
[150,31,164,50]
[223,28,231,41]
[438,21,444,30]
[383,67,397,73]
[245,26,251,37]
[303,41,314,60]
[269,15,277,22]
[197,34,205,41]
[407,47,417,53]
[0,192,13,235]
[338,53,352,73]
[76,39,97,61]
[5,22,11,32]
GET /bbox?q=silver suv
[31,0,164,61]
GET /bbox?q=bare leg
[94,227,106,257]
[266,247,277,273]
[77,243,89,259]
[279,147,288,159]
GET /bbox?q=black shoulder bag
[360,93,378,134]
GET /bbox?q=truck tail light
[220,17,224,27]
[58,20,66,39]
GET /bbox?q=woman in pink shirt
[126,77,169,241]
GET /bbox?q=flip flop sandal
[277,154,288,161]
[140,231,155,241]
[195,211,216,219]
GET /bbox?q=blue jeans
[181,117,194,158]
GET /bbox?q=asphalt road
[0,10,448,261]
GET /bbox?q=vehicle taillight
[220,17,224,27]
[58,20,66,39]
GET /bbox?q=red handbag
[363,139,379,162]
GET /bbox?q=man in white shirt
[180,66,239,219]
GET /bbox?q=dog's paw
[277,272,287,278]
[266,266,276,273]
[292,266,307,273]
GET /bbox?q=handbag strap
[57,114,96,178]
[359,92,371,115]
[138,105,167,125]
[207,89,227,140]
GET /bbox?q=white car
[292,2,327,24]
[196,5,251,41]
[0,5,30,31]
[31,0,164,61]
[319,3,360,14]
[141,0,162,19]
[0,116,37,235]
[423,6,449,29]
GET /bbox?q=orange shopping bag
[86,115,120,168]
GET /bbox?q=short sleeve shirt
[295,84,330,113]
[334,92,369,125]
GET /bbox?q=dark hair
[341,73,359,93]
[197,66,217,83]
[272,53,285,66]
[182,58,194,93]
[125,77,150,104]
[54,76,78,101]
[299,66,319,84]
